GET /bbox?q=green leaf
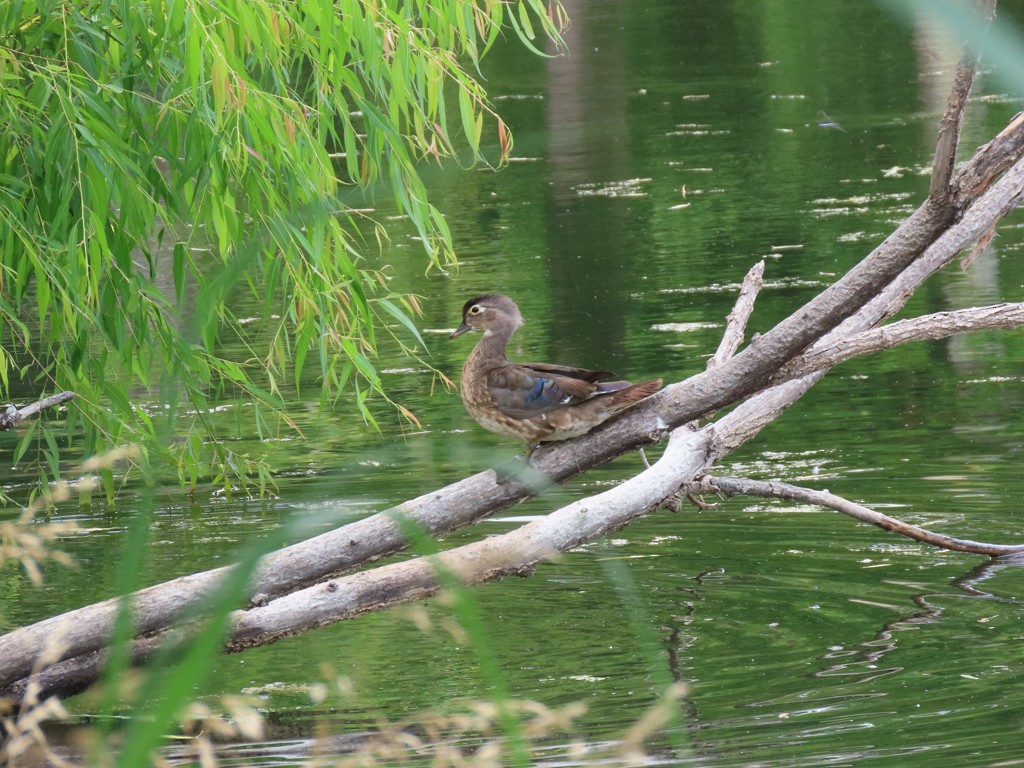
[172,242,188,310]
[13,421,37,466]
[458,87,479,152]
[293,322,314,395]
[377,298,427,350]
[43,427,60,478]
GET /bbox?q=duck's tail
[598,378,662,404]
[542,378,662,442]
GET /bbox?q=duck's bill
[449,322,473,339]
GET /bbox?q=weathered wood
[227,424,713,651]
[0,392,75,431]
[929,0,997,200]
[688,476,1024,557]
[784,303,1024,379]
[707,260,765,368]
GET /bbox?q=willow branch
[686,476,1024,558]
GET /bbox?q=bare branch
[713,373,827,458]
[0,393,75,431]
[0,423,711,704]
[781,302,1024,379]
[954,104,1024,208]
[633,111,1024,454]
[930,0,997,200]
[226,424,710,650]
[770,151,1024,388]
[686,476,1024,558]
[708,260,765,368]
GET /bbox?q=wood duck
[449,294,662,455]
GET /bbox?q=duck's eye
[469,305,483,315]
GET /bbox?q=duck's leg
[494,440,543,486]
[494,444,530,485]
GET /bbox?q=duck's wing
[520,362,634,394]
[486,364,599,419]
[518,362,617,382]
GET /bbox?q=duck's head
[449,294,524,339]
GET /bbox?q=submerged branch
[687,476,1024,558]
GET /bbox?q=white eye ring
[469,305,483,315]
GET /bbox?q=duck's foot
[493,458,528,485]
[493,446,550,491]
[495,443,537,481]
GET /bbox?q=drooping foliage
[0,0,565,498]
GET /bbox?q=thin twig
[686,476,1024,558]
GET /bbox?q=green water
[6,0,1024,764]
